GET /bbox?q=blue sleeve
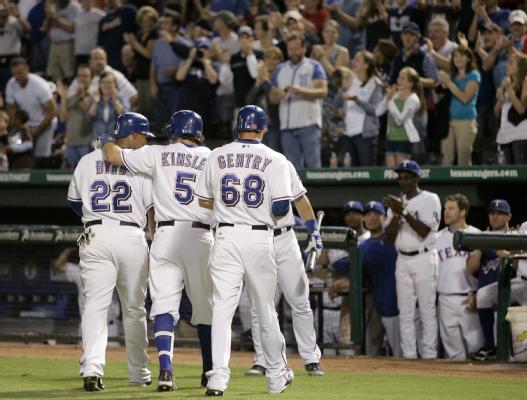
[311,60,327,80]
[69,201,83,218]
[332,257,350,275]
[272,199,290,217]
[469,70,481,84]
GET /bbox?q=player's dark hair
[445,193,470,217]
[180,134,204,145]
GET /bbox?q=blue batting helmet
[113,112,155,138]
[235,105,267,135]
[164,110,203,140]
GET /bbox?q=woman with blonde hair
[438,46,480,166]
[376,67,424,167]
[123,5,159,118]
[495,53,527,164]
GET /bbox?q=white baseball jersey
[67,149,153,227]
[386,190,441,251]
[195,140,293,226]
[436,226,480,295]
[276,160,306,229]
[121,143,213,225]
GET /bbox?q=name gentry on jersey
[96,160,130,176]
[216,152,272,172]
[161,151,207,170]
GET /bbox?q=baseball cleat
[83,376,104,392]
[305,362,324,376]
[157,369,175,392]
[129,379,152,387]
[245,364,266,376]
[205,388,224,396]
[201,373,208,387]
[472,346,496,361]
[268,368,294,394]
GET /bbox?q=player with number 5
[67,112,155,392]
[196,105,294,396]
[101,110,214,392]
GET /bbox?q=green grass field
[0,356,526,400]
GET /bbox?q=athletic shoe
[129,379,152,387]
[205,388,224,396]
[201,373,208,387]
[268,368,294,394]
[305,363,324,376]
[245,364,266,376]
[472,346,497,361]
[157,370,175,392]
[83,376,104,392]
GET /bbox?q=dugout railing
[454,231,527,361]
[0,224,363,352]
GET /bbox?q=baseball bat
[305,211,325,273]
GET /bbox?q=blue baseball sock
[197,324,212,373]
[154,314,175,372]
[478,308,495,348]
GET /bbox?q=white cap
[509,9,527,25]
[284,10,303,22]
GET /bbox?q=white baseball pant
[206,226,288,393]
[477,277,527,309]
[148,222,214,325]
[79,225,150,383]
[438,294,484,359]
[396,250,438,359]
[251,229,320,366]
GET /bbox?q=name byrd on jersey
[216,152,273,172]
[96,160,130,176]
[161,151,207,170]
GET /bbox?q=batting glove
[99,133,115,146]
[305,231,323,258]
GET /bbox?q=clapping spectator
[123,6,159,118]
[74,0,106,67]
[495,53,527,164]
[387,0,427,48]
[424,17,458,71]
[329,0,390,52]
[439,46,480,166]
[44,0,80,82]
[301,0,329,37]
[377,67,424,167]
[341,50,384,166]
[57,64,92,169]
[5,57,56,167]
[27,0,49,75]
[0,0,27,91]
[87,71,125,146]
[97,0,137,72]
[252,15,278,52]
[373,38,399,82]
[175,37,219,137]
[150,12,186,130]
[68,47,138,110]
[246,46,284,151]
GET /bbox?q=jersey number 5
[174,171,196,205]
[221,174,265,207]
[91,180,132,213]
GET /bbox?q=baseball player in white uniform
[436,194,484,360]
[101,110,214,392]
[384,160,441,359]
[67,112,154,391]
[196,105,311,396]
[246,160,323,377]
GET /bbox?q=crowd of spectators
[0,0,527,170]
